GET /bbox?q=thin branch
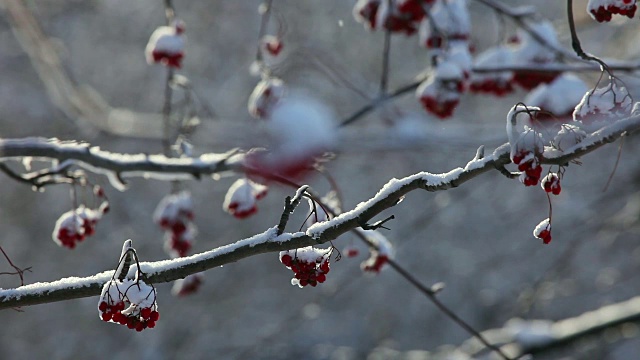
[2,114,639,309]
[386,258,512,360]
[0,246,31,286]
[457,295,640,358]
[602,134,625,192]
[255,0,275,65]
[566,0,610,72]
[380,6,392,95]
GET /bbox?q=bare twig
[0,246,31,287]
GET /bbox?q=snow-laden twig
[1,113,640,309]
[454,295,640,358]
[0,138,239,189]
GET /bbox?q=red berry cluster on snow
[533,218,552,244]
[172,274,204,297]
[419,0,469,50]
[513,150,543,187]
[541,173,562,195]
[353,0,430,35]
[52,190,109,249]
[416,62,465,119]
[98,278,159,332]
[223,178,268,219]
[262,35,283,57]
[469,46,515,96]
[280,247,331,288]
[244,96,336,181]
[154,191,197,259]
[588,0,637,22]
[145,19,186,69]
[573,83,632,127]
[248,77,286,119]
[358,229,394,273]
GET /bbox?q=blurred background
[1,0,640,359]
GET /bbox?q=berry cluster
[469,46,514,96]
[223,178,268,219]
[280,247,331,288]
[513,150,543,187]
[172,274,204,297]
[52,192,109,249]
[247,77,286,119]
[344,247,360,258]
[541,173,562,195]
[588,0,637,22]
[353,0,430,35]
[244,96,335,181]
[98,278,159,332]
[419,0,470,50]
[145,19,186,69]
[533,218,552,245]
[416,62,465,119]
[154,191,196,258]
[361,253,389,273]
[262,35,283,57]
[358,229,394,273]
[573,84,632,127]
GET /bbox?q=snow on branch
[1,114,640,310]
[454,295,640,358]
[0,138,240,189]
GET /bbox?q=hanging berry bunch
[244,96,336,181]
[280,246,332,288]
[247,77,286,119]
[509,21,561,90]
[98,240,159,331]
[469,46,515,96]
[145,19,186,68]
[223,178,268,219]
[172,274,204,297]
[573,81,632,128]
[416,62,466,119]
[507,106,545,187]
[587,0,637,22]
[419,0,470,50]
[533,218,552,244]
[358,229,394,273]
[52,185,109,249]
[153,191,196,257]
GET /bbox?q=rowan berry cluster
[280,247,331,288]
[223,178,268,219]
[588,0,637,22]
[98,279,160,332]
[145,19,186,68]
[52,186,109,249]
[154,191,196,258]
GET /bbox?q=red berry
[147,320,156,329]
[135,322,145,332]
[150,311,160,322]
[101,312,112,322]
[99,301,108,312]
[317,273,326,283]
[140,307,152,320]
[319,261,330,274]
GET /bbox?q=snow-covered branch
[453,295,640,358]
[2,113,639,310]
[0,138,239,189]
